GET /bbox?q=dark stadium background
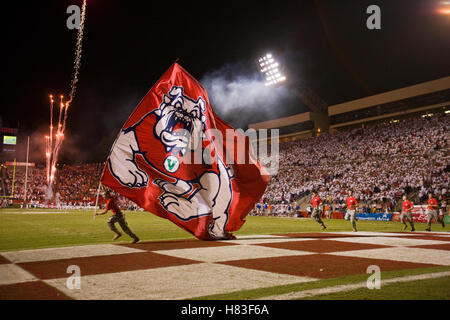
[1,0,449,163]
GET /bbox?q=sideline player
[345,190,358,232]
[425,193,445,232]
[400,195,415,232]
[95,191,140,243]
[311,192,327,230]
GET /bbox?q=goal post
[0,158,16,198]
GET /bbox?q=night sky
[2,0,450,163]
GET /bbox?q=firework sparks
[44,1,87,199]
[45,135,50,184]
[67,0,87,106]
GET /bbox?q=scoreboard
[1,127,18,159]
[3,135,17,145]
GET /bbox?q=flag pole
[23,136,30,206]
[11,159,16,198]
[93,180,102,220]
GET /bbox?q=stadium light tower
[436,1,450,14]
[258,53,286,86]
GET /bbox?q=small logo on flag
[164,155,180,173]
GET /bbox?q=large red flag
[101,62,269,240]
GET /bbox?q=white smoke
[45,185,53,202]
[200,63,294,129]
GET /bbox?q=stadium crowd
[0,162,140,209]
[262,113,449,214]
[1,113,449,214]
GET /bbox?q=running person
[95,191,140,243]
[400,195,415,232]
[311,193,327,230]
[425,193,445,232]
[345,190,358,232]
[256,202,262,215]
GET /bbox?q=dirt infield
[220,253,436,279]
[119,239,238,251]
[0,281,71,300]
[412,243,450,250]
[18,252,200,279]
[0,256,10,265]
[275,232,363,238]
[0,231,449,300]
[255,239,391,253]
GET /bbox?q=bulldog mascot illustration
[102,63,268,240]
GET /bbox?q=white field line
[257,271,450,300]
[0,211,71,214]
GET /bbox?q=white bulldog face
[153,86,206,155]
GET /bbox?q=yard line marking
[155,244,312,262]
[0,264,39,286]
[257,271,450,300]
[0,211,71,214]
[2,244,145,263]
[326,247,450,266]
[44,263,317,300]
[330,236,448,247]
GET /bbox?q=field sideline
[0,208,449,300]
[1,208,445,251]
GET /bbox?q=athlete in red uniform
[345,191,358,232]
[311,193,326,230]
[95,191,140,243]
[401,195,415,232]
[425,193,445,231]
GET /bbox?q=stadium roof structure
[248,76,450,139]
[328,76,450,116]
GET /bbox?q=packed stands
[263,113,449,212]
[1,113,449,213]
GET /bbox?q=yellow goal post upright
[0,158,16,199]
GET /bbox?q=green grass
[0,209,447,251]
[0,209,193,251]
[236,216,430,235]
[192,266,450,300]
[0,208,448,300]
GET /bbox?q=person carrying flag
[400,195,415,232]
[345,190,358,232]
[425,193,445,232]
[311,192,327,230]
[95,191,140,243]
[100,62,269,240]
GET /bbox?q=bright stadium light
[436,1,450,15]
[257,53,286,86]
[438,8,450,14]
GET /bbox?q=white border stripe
[258,271,450,300]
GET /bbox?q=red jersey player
[95,191,140,243]
[425,193,445,232]
[345,190,358,232]
[401,195,415,232]
[311,192,326,230]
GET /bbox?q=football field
[0,209,449,300]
